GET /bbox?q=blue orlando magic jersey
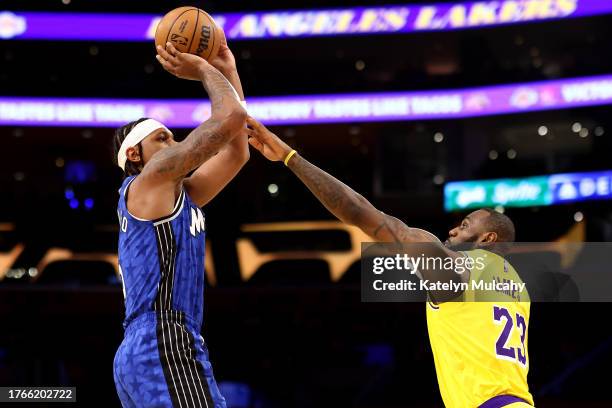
[117,176,207,329]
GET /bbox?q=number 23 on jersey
[493,305,528,367]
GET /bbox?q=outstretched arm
[247,117,468,302]
[127,43,246,220]
[183,29,250,207]
[246,117,438,244]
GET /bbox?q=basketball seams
[188,10,201,55]
[163,7,199,52]
[158,7,217,60]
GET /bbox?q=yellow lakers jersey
[426,249,534,408]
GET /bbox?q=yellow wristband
[283,149,297,166]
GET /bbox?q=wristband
[284,149,297,166]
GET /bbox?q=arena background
[1,0,612,406]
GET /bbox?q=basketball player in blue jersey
[247,118,535,408]
[111,34,247,408]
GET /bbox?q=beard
[444,233,479,251]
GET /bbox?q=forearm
[247,117,440,243]
[182,67,248,204]
[144,66,246,182]
[218,67,245,101]
[198,63,244,119]
[225,132,249,162]
[287,153,374,227]
[285,153,437,243]
[187,62,247,159]
[218,66,248,161]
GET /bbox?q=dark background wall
[1,0,612,407]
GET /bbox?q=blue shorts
[113,311,226,408]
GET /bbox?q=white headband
[117,119,170,171]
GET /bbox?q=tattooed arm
[183,31,251,207]
[127,43,246,221]
[289,157,438,243]
[247,117,468,302]
[246,117,438,244]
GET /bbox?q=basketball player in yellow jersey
[426,246,533,408]
[246,117,534,408]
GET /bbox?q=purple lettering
[494,306,516,359]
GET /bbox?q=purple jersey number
[516,313,527,365]
[493,305,527,366]
[493,306,516,359]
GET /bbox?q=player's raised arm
[122,43,246,221]
[182,30,251,207]
[246,117,437,243]
[143,42,246,184]
[247,117,468,302]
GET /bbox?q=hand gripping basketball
[156,42,209,81]
[154,6,221,61]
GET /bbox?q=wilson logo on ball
[196,25,212,56]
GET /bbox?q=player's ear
[126,146,141,164]
[481,231,498,243]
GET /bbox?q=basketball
[154,6,221,62]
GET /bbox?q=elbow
[224,104,248,135]
[215,106,247,146]
[211,102,247,142]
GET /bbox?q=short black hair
[481,208,516,243]
[112,117,148,177]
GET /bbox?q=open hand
[156,42,207,81]
[246,117,293,162]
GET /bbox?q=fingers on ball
[166,42,179,55]
[156,58,175,74]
